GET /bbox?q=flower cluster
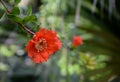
[26,28,62,63]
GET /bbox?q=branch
[18,23,35,35]
[0,0,35,35]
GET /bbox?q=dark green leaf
[22,15,37,24]
[15,0,21,5]
[7,14,22,22]
[10,6,20,15]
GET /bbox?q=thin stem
[0,0,35,35]
[0,0,9,13]
[18,23,35,35]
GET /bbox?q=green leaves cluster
[7,6,37,24]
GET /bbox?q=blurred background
[0,0,120,82]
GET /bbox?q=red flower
[72,36,83,47]
[25,28,62,63]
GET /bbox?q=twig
[0,0,35,35]
[18,23,35,35]
[0,0,10,13]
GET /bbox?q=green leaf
[27,6,32,16]
[0,12,6,21]
[0,45,16,57]
[32,24,40,31]
[7,14,22,22]
[10,6,20,15]
[15,0,21,5]
[0,63,8,71]
[22,15,37,24]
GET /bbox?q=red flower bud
[72,36,83,47]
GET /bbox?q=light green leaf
[0,63,8,71]
[27,6,32,16]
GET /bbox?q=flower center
[35,38,47,52]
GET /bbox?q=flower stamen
[35,38,47,52]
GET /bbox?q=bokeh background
[0,0,120,82]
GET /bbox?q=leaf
[0,12,6,21]
[7,14,22,22]
[0,63,8,71]
[10,6,20,15]
[0,45,15,57]
[27,6,32,16]
[22,15,37,24]
[15,0,21,5]
[32,24,40,31]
